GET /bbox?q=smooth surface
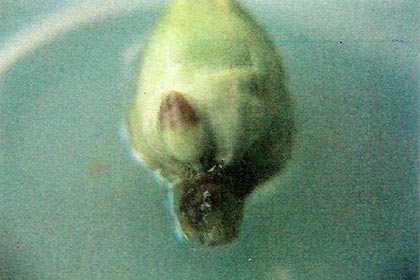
[1,1,419,279]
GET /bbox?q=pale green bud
[127,0,294,246]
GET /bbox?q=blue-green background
[1,1,418,279]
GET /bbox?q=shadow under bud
[177,177,245,247]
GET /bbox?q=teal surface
[1,1,418,279]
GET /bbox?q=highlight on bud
[126,0,295,247]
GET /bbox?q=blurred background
[1,1,418,279]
